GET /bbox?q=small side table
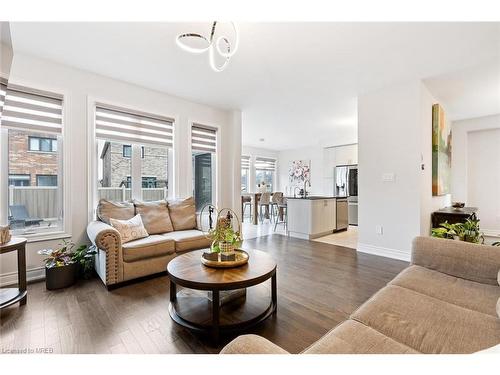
[0,237,27,309]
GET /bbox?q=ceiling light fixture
[176,22,239,72]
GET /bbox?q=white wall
[451,114,500,202]
[0,52,241,284]
[358,80,449,261]
[467,128,500,234]
[0,42,13,78]
[278,145,325,196]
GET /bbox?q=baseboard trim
[357,243,411,262]
[483,229,500,238]
[0,267,45,287]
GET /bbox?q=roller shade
[95,104,174,147]
[191,124,217,153]
[255,156,276,171]
[0,78,6,116]
[241,155,250,169]
[1,85,63,134]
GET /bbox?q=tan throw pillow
[133,199,174,234]
[110,214,149,244]
[97,199,135,224]
[167,197,197,231]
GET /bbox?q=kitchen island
[287,196,338,240]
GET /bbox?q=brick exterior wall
[101,142,168,187]
[8,130,58,186]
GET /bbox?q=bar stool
[242,195,252,222]
[270,192,283,222]
[258,192,272,223]
[274,198,287,232]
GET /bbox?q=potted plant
[38,239,80,290]
[72,244,97,279]
[208,212,242,254]
[431,218,484,244]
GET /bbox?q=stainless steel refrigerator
[334,165,358,226]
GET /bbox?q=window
[122,145,144,158]
[255,157,276,191]
[1,85,64,235]
[191,124,217,211]
[8,174,31,187]
[29,136,57,152]
[36,174,58,187]
[95,104,173,203]
[122,144,132,158]
[241,155,250,192]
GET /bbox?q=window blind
[1,85,63,134]
[241,155,250,169]
[95,104,174,147]
[0,78,6,117]
[255,157,276,171]
[191,124,217,153]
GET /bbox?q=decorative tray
[201,249,249,268]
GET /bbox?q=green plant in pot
[431,218,484,244]
[72,244,97,279]
[38,240,96,290]
[208,212,242,253]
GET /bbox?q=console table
[0,237,27,309]
[431,207,478,228]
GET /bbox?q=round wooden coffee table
[167,249,277,343]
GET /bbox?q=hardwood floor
[0,235,407,354]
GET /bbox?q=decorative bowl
[452,202,465,211]
[201,249,249,268]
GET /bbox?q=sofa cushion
[133,199,174,234]
[390,265,500,317]
[109,214,148,244]
[303,320,419,354]
[167,197,197,231]
[122,235,175,262]
[351,284,500,353]
[162,229,211,252]
[97,199,135,224]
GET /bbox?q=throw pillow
[110,214,149,244]
[97,199,135,224]
[133,200,174,234]
[167,197,197,231]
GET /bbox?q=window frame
[190,122,219,211]
[28,136,57,153]
[8,174,31,187]
[0,83,71,242]
[36,174,58,187]
[88,97,176,222]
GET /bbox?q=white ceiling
[9,22,500,150]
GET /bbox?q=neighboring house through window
[8,174,31,187]
[29,136,57,152]
[1,85,64,235]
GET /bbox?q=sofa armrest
[220,334,289,354]
[411,236,500,285]
[87,220,123,285]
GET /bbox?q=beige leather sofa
[221,237,500,354]
[87,197,211,288]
